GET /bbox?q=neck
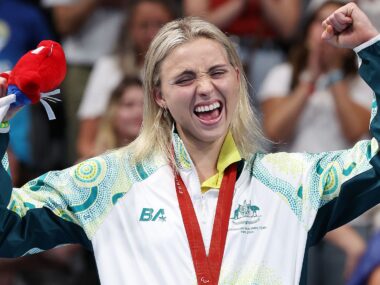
[179,132,226,184]
[117,137,133,148]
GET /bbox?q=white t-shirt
[258,63,373,153]
[77,55,123,119]
[42,0,124,65]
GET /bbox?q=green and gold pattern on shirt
[248,139,378,228]
[1,152,8,173]
[6,133,194,239]
[219,263,283,285]
[173,132,192,170]
[371,96,377,123]
[7,148,165,239]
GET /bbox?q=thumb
[322,25,335,41]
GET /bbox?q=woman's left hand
[322,2,379,49]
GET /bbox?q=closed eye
[174,73,196,86]
[210,69,227,78]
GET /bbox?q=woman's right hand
[0,72,21,122]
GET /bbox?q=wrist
[354,34,380,53]
[320,69,345,90]
[299,70,316,95]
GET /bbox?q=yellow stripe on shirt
[201,132,241,193]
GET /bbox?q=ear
[153,87,166,108]
[234,67,240,82]
[234,67,241,93]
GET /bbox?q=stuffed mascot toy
[0,40,66,122]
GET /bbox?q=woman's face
[157,37,240,146]
[114,85,144,143]
[130,2,172,55]
[307,3,348,69]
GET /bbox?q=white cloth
[77,55,123,118]
[41,0,123,65]
[258,63,373,153]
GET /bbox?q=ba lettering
[139,208,166,222]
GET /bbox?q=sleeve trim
[354,34,380,53]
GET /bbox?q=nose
[196,74,214,97]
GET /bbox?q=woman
[94,76,143,156]
[0,3,379,285]
[258,2,373,283]
[259,1,372,152]
[183,0,301,92]
[76,0,174,160]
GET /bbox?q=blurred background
[0,0,380,284]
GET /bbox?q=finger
[322,3,354,29]
[322,25,335,41]
[329,16,346,32]
[336,12,353,25]
[322,18,332,30]
[335,12,353,29]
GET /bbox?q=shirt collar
[201,132,241,192]
[171,130,241,191]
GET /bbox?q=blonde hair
[128,17,265,164]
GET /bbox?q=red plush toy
[0,40,66,121]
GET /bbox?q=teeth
[195,102,220,113]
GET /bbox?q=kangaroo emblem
[231,200,260,220]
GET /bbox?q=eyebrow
[172,64,229,78]
[209,64,229,71]
[175,70,195,78]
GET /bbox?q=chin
[196,128,227,143]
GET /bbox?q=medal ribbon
[174,163,237,285]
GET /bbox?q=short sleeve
[77,56,122,119]
[257,63,293,102]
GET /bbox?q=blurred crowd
[0,0,380,284]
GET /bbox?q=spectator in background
[258,1,373,284]
[94,77,143,156]
[355,0,380,31]
[183,0,302,92]
[0,0,52,186]
[348,231,380,285]
[259,0,371,153]
[41,0,125,164]
[76,0,174,160]
[0,2,85,285]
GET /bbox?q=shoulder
[246,151,308,179]
[71,147,167,188]
[258,63,293,101]
[264,63,293,80]
[94,55,119,69]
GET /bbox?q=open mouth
[193,101,222,124]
